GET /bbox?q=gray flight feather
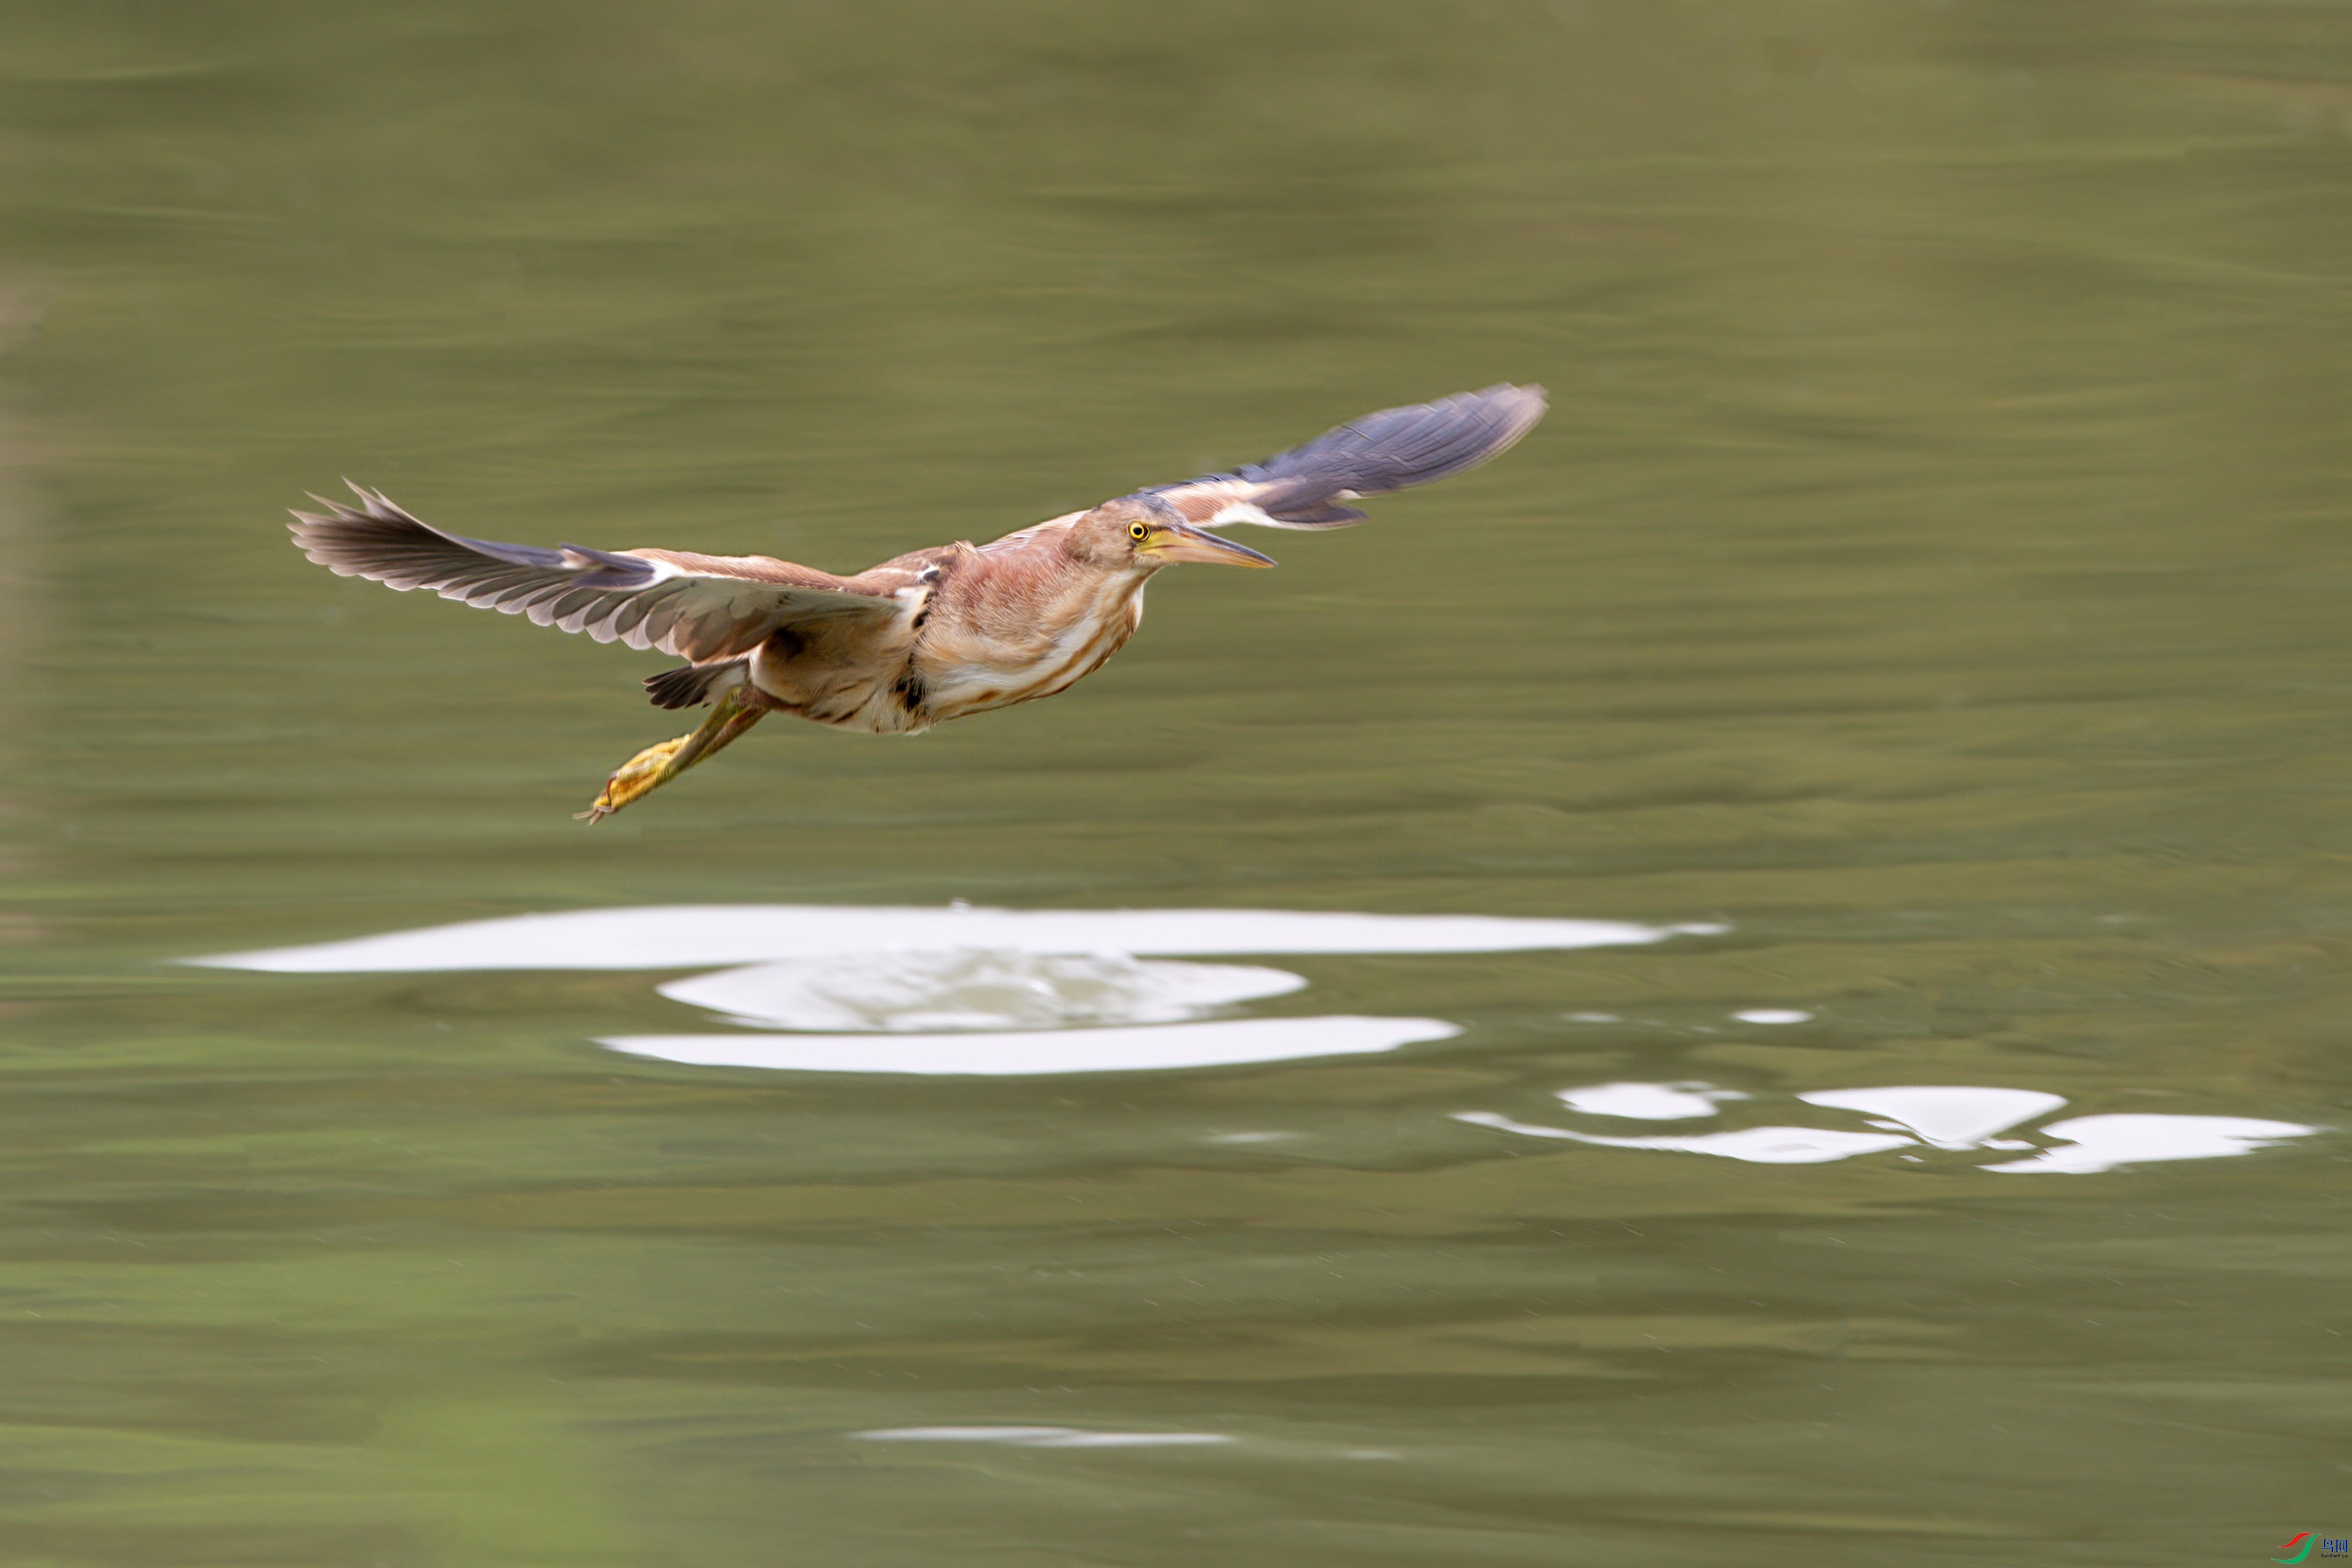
[1148,383,1545,528]
[287,483,892,663]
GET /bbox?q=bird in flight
[291,383,1546,822]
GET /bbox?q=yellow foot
[576,736,690,823]
[575,689,767,823]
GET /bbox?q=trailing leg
[577,688,766,823]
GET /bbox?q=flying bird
[290,383,1546,821]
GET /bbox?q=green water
[5,2,2351,1563]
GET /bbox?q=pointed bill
[1147,522,1277,568]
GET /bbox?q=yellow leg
[576,689,767,823]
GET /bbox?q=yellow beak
[1148,523,1277,568]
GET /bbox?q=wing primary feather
[289,484,898,661]
[534,585,607,629]
[1240,383,1545,510]
[1260,502,1370,528]
[601,589,662,644]
[637,601,685,651]
[555,542,667,589]
[1145,383,1544,528]
[550,590,612,635]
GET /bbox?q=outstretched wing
[289,486,898,663]
[1145,383,1546,530]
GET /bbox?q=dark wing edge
[288,484,891,662]
[1147,383,1547,530]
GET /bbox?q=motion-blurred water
[4,3,2349,1563]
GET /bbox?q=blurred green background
[2,2,2349,1563]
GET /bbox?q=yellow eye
[1129,521,1150,541]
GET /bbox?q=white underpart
[926,590,1133,714]
[1033,601,1132,691]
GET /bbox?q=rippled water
[6,3,2352,1564]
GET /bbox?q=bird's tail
[644,657,749,711]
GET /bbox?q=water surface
[5,3,2350,1563]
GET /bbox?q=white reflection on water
[191,903,1717,1077]
[1461,1083,2323,1174]
[1456,1112,1915,1164]
[603,1015,1458,1076]
[191,905,1715,972]
[851,1426,1232,1448]
[1555,1082,1738,1120]
[1733,1009,1813,1025]
[1798,1086,2063,1150]
[1981,1115,2318,1174]
[659,951,1305,1033]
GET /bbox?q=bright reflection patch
[851,1426,1232,1448]
[186,902,1722,1078]
[1460,1086,2324,1174]
[603,1015,1458,1076]
[660,951,1305,1033]
[189,904,1716,973]
[1981,1114,2319,1174]
[1457,1112,1915,1164]
[1798,1086,2063,1150]
[1555,1082,1734,1120]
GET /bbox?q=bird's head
[1073,494,1277,573]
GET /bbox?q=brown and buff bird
[290,384,1546,821]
